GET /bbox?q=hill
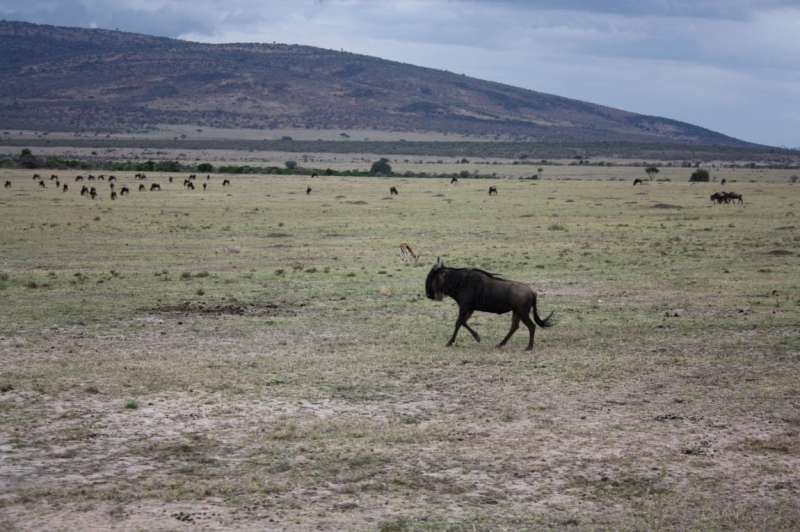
[0,20,753,146]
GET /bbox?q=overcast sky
[2,0,799,147]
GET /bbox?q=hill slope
[0,21,751,146]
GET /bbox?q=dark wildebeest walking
[633,178,643,185]
[203,183,207,190]
[306,186,312,195]
[62,183,68,192]
[451,177,458,184]
[728,192,743,204]
[488,186,498,196]
[390,186,398,195]
[81,185,89,196]
[425,259,555,350]
[90,187,97,200]
[39,180,46,188]
[4,180,10,188]
[721,178,727,185]
[110,191,117,200]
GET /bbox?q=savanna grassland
[1,168,799,531]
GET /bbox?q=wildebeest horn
[434,257,443,269]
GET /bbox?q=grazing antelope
[75,175,84,182]
[488,186,498,196]
[222,179,230,186]
[150,183,161,191]
[108,175,117,182]
[399,242,419,264]
[138,184,146,191]
[32,174,40,180]
[390,186,398,195]
[120,186,130,196]
[50,174,58,180]
[633,178,643,185]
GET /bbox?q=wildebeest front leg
[497,313,520,348]
[447,310,480,346]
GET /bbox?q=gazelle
[399,243,419,264]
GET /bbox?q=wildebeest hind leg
[497,313,521,347]
[520,313,537,350]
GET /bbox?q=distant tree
[645,167,660,180]
[281,136,293,141]
[370,158,392,176]
[18,148,38,169]
[459,170,470,179]
[285,160,298,171]
[537,167,543,179]
[197,163,213,173]
[689,169,710,182]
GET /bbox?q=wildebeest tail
[532,295,555,328]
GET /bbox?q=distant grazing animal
[135,173,147,180]
[312,173,318,178]
[50,174,58,181]
[720,178,727,185]
[150,183,161,191]
[97,175,105,181]
[425,259,554,350]
[108,175,117,182]
[207,175,210,180]
[306,186,312,195]
[138,184,146,191]
[39,180,46,188]
[633,178,643,185]
[62,183,68,192]
[390,186,398,195]
[399,242,419,264]
[109,183,115,190]
[120,186,130,196]
[222,179,230,186]
[32,174,40,180]
[169,176,174,183]
[4,180,10,188]
[55,180,60,188]
[90,187,97,200]
[203,183,207,190]
[75,175,84,182]
[488,186,498,196]
[81,185,89,196]
[110,191,117,200]
[728,192,743,204]
[87,175,95,181]
[189,174,196,180]
[451,177,458,184]
[187,181,195,190]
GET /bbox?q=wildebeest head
[425,258,446,301]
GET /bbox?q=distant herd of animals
[3,174,506,199]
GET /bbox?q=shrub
[370,158,392,176]
[197,163,214,173]
[285,160,298,171]
[124,399,140,409]
[689,169,710,182]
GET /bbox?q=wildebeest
[32,174,40,180]
[62,183,68,192]
[488,186,498,196]
[110,191,117,200]
[721,178,727,185]
[120,186,130,196]
[50,174,58,181]
[81,185,89,196]
[633,178,643,185]
[203,183,207,190]
[728,192,743,204]
[187,181,195,190]
[170,176,174,183]
[138,184,146,191]
[39,180,46,188]
[90,187,97,200]
[222,179,231,186]
[75,175,84,182]
[88,175,95,181]
[108,175,117,182]
[306,186,312,195]
[311,173,318,178]
[425,259,554,350]
[451,177,458,184]
[4,180,10,188]
[390,186,399,195]
[150,183,161,191]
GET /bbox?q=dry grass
[1,167,799,530]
